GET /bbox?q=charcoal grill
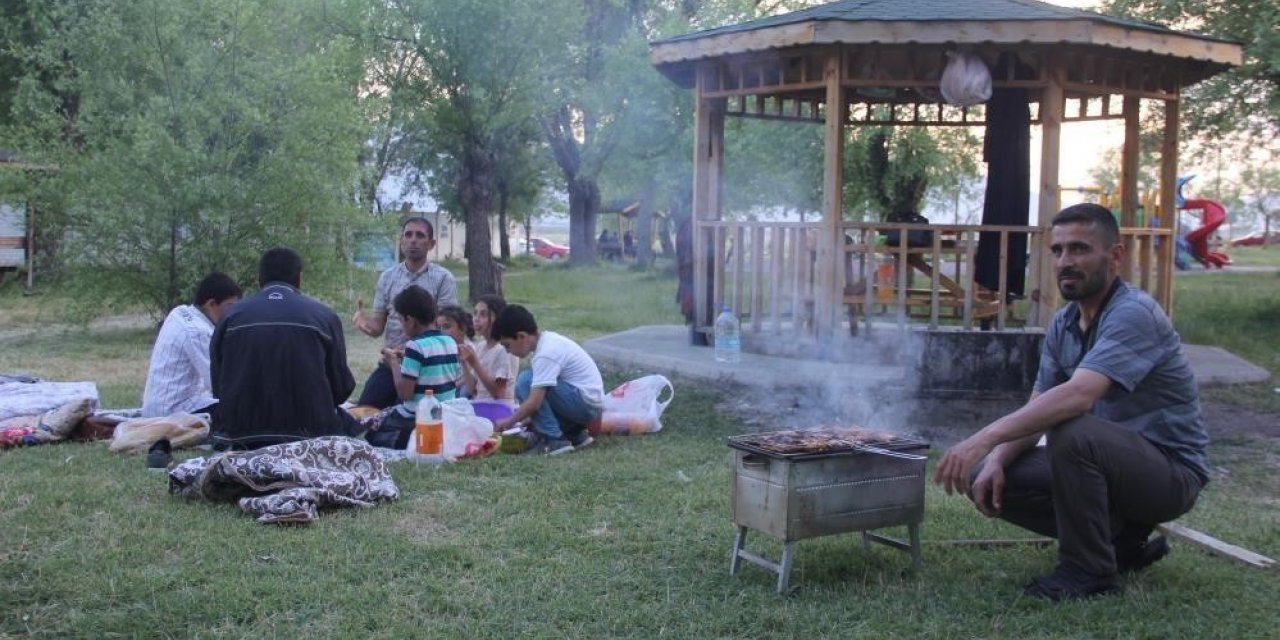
[727,429,929,593]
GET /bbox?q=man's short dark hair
[259,246,303,287]
[393,285,437,326]
[1052,203,1119,247]
[402,216,435,239]
[193,272,241,306]
[491,304,538,341]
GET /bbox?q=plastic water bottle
[412,390,444,464]
[714,306,741,363]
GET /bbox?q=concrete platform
[584,325,1271,394]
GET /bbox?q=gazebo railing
[695,219,1172,339]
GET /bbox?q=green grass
[2,261,1279,638]
[1223,245,1280,268]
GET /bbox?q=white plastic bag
[939,51,991,107]
[441,399,493,460]
[599,375,675,436]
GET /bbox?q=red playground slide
[1182,199,1232,268]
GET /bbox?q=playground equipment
[1176,176,1231,269]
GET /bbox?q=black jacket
[210,282,356,448]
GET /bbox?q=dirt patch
[1202,401,1280,442]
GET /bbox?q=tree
[1104,0,1280,146]
[369,0,552,298]
[1238,163,1280,246]
[4,0,367,315]
[535,0,668,265]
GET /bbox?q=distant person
[210,247,360,450]
[466,294,520,408]
[490,304,603,455]
[365,286,461,450]
[934,203,1208,602]
[141,272,242,418]
[623,230,635,258]
[352,216,458,409]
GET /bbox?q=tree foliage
[3,0,367,315]
[1104,0,1280,145]
[360,0,554,298]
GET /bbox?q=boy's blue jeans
[515,370,602,440]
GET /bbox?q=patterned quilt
[168,436,399,524]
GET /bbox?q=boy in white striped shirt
[141,272,242,418]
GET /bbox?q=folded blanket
[168,436,399,524]
[0,379,99,422]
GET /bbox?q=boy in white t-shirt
[490,304,603,455]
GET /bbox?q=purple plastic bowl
[470,401,514,422]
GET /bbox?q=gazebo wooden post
[1121,96,1141,280]
[692,62,726,333]
[1032,62,1065,326]
[1158,97,1179,316]
[817,47,847,339]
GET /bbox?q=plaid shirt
[372,261,458,349]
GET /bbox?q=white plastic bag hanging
[599,375,675,436]
[939,51,991,106]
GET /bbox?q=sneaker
[1022,565,1120,602]
[520,432,575,456]
[568,431,594,451]
[1117,536,1170,574]
[146,438,173,472]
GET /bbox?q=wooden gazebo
[650,0,1241,345]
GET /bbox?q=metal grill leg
[730,526,747,575]
[777,542,795,594]
[908,522,923,568]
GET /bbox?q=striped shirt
[372,262,458,349]
[142,305,216,417]
[398,329,461,414]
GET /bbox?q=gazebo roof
[651,0,1241,88]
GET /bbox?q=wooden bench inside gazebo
[650,0,1241,348]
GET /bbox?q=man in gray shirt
[934,203,1208,602]
[352,216,458,408]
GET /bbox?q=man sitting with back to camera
[210,246,361,450]
[934,203,1208,602]
[141,272,242,420]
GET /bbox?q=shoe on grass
[1022,564,1120,602]
[568,431,594,451]
[1117,535,1170,574]
[146,438,173,472]
[519,432,575,456]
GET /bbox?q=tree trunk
[498,190,511,261]
[636,179,656,267]
[567,177,600,265]
[459,146,500,302]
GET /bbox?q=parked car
[530,237,569,260]
[1230,232,1280,247]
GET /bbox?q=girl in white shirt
[465,295,520,407]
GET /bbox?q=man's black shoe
[1023,565,1121,602]
[1117,535,1170,574]
[146,438,173,472]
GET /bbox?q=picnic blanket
[0,378,99,422]
[168,436,399,524]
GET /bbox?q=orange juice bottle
[414,390,444,456]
